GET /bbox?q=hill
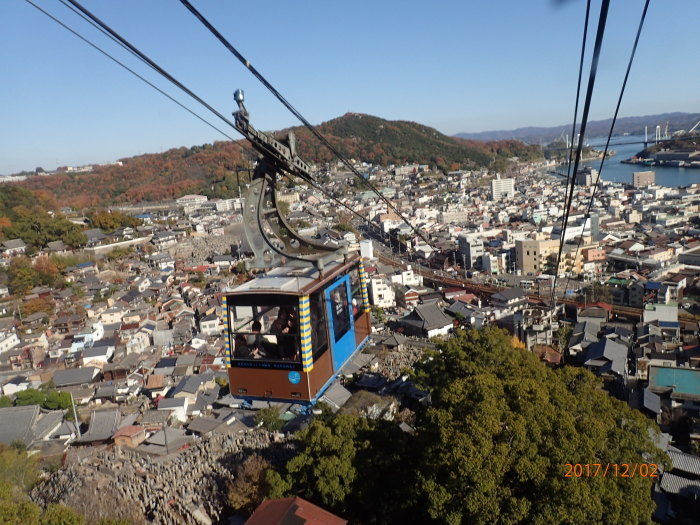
[11,114,541,208]
[290,113,541,169]
[457,111,700,143]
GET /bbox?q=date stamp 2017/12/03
[564,463,659,478]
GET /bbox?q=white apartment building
[389,265,423,287]
[490,174,515,201]
[176,194,208,206]
[438,206,471,224]
[0,330,20,355]
[360,239,374,259]
[214,198,242,212]
[370,277,396,308]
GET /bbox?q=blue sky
[1,0,699,174]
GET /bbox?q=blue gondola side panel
[325,275,356,372]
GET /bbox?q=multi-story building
[481,253,497,274]
[490,174,515,201]
[556,245,586,277]
[438,206,471,224]
[394,164,420,176]
[458,235,484,269]
[515,238,559,275]
[575,166,598,186]
[214,198,242,212]
[359,239,374,259]
[633,170,656,188]
[550,217,593,242]
[176,194,208,207]
[581,246,606,263]
[0,330,20,355]
[624,209,643,224]
[514,306,561,350]
[369,277,396,308]
[389,265,423,288]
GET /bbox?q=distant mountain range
[456,112,700,143]
[12,113,541,208]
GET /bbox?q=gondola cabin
[224,254,371,405]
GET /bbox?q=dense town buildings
[2,158,700,522]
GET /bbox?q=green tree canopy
[0,444,39,493]
[42,391,72,411]
[0,446,90,525]
[266,326,664,525]
[13,389,46,407]
[0,481,41,525]
[87,209,141,232]
[285,415,369,509]
[39,503,84,525]
[3,207,86,251]
[412,327,664,525]
[253,407,284,433]
[265,413,416,522]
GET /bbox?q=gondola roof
[229,255,358,296]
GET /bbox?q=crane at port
[689,119,700,135]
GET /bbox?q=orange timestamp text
[564,463,659,478]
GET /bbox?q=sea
[580,134,700,188]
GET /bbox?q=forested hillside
[12,114,541,207]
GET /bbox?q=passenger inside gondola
[271,308,298,359]
[231,305,300,362]
[245,321,267,358]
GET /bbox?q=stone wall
[32,430,293,524]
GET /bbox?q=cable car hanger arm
[233,90,342,270]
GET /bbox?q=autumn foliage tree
[7,257,37,295]
[32,256,59,286]
[22,298,54,317]
[7,256,62,295]
[227,455,272,514]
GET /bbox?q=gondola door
[325,275,356,372]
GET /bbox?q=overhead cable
[63,0,239,133]
[563,0,651,297]
[551,0,611,303]
[563,0,592,194]
[178,0,438,251]
[29,0,384,246]
[23,0,237,142]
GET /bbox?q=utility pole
[70,392,81,439]
[163,421,170,455]
[235,167,242,198]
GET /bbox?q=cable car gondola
[223,91,371,405]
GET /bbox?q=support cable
[563,0,592,193]
[63,0,239,133]
[563,0,651,298]
[551,0,611,303]
[28,0,386,252]
[23,0,237,142]
[178,0,438,251]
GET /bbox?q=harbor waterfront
[584,135,700,187]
